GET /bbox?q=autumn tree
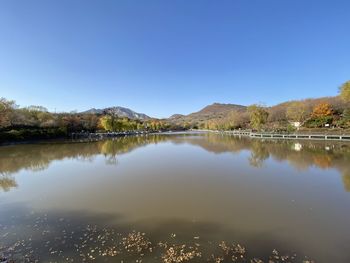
[268,105,287,123]
[286,101,309,123]
[0,98,16,128]
[14,106,53,127]
[225,111,240,129]
[99,115,145,132]
[311,102,333,118]
[146,119,168,131]
[339,80,350,102]
[62,115,82,132]
[247,104,269,130]
[99,115,119,131]
[80,114,100,131]
[304,102,334,128]
[337,109,350,128]
[343,109,350,120]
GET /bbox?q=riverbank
[0,127,67,144]
[0,128,167,145]
[2,127,350,145]
[0,129,189,146]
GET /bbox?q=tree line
[203,80,350,131]
[0,100,174,142]
[1,80,350,141]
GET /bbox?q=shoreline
[2,129,350,146]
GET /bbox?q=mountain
[168,103,247,125]
[82,107,150,120]
[187,103,246,118]
[169,114,185,119]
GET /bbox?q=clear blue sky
[1,0,349,118]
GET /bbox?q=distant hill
[168,103,247,125]
[169,114,185,119]
[188,103,246,118]
[82,107,150,120]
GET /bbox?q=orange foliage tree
[311,102,333,118]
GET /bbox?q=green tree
[247,104,269,130]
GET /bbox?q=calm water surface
[1,133,350,262]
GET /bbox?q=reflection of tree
[0,135,169,175]
[342,170,350,192]
[0,175,17,192]
[248,141,270,168]
[312,154,332,169]
[0,142,102,175]
[1,133,350,192]
[173,133,251,154]
[181,135,350,191]
[100,135,169,165]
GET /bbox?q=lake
[1,132,350,262]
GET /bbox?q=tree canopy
[339,80,350,102]
[286,101,309,123]
[247,105,269,130]
[311,102,333,118]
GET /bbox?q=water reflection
[2,133,350,262]
[180,134,350,191]
[1,133,350,192]
[0,175,17,192]
[0,135,167,175]
[248,140,270,168]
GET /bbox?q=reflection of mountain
[1,133,350,192]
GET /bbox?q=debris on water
[218,241,231,255]
[160,243,201,263]
[250,258,264,263]
[122,231,151,254]
[0,213,316,263]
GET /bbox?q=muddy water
[1,133,350,262]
